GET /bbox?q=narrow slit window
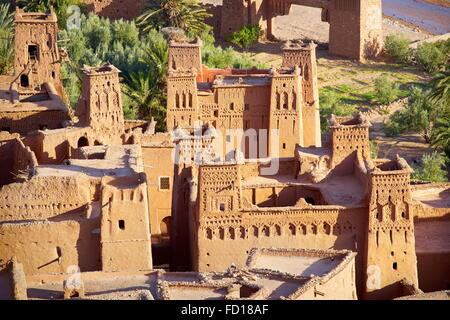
[118,220,125,230]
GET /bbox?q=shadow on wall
[0,108,68,136]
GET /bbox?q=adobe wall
[0,109,69,136]
[141,145,175,243]
[195,206,367,293]
[0,175,91,221]
[100,179,153,271]
[0,133,20,186]
[24,127,95,165]
[292,253,357,300]
[81,0,147,20]
[0,217,101,275]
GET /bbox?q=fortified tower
[364,156,418,299]
[327,0,383,59]
[268,67,303,157]
[13,8,63,97]
[166,69,199,130]
[281,40,320,147]
[168,38,203,80]
[328,113,371,172]
[75,64,124,144]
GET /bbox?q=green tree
[123,36,168,129]
[414,40,449,74]
[428,67,450,106]
[411,152,448,182]
[0,3,14,75]
[137,0,211,36]
[384,34,411,64]
[226,24,261,51]
[319,89,354,133]
[384,86,445,143]
[374,74,400,104]
[431,114,450,153]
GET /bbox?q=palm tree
[137,0,211,36]
[431,114,450,152]
[0,3,14,74]
[428,67,450,106]
[122,37,168,129]
[123,71,166,128]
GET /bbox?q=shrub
[415,41,448,74]
[369,139,380,159]
[384,35,411,64]
[374,74,400,104]
[319,89,354,133]
[383,86,445,142]
[226,24,261,51]
[411,152,448,182]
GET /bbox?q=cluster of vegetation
[0,3,13,75]
[411,152,448,182]
[136,0,211,36]
[318,89,355,133]
[383,68,449,182]
[373,74,401,105]
[226,24,261,51]
[384,34,450,74]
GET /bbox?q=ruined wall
[292,253,358,300]
[0,217,101,275]
[0,109,68,136]
[0,175,91,221]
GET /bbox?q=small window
[28,45,38,60]
[229,103,234,110]
[20,74,29,87]
[393,262,397,270]
[51,71,55,79]
[118,220,125,230]
[159,176,170,190]
[214,110,219,117]
[244,104,249,111]
[282,143,286,149]
[219,203,225,211]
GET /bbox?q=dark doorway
[77,137,88,148]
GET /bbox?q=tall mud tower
[14,8,63,96]
[281,40,320,147]
[76,64,125,145]
[364,157,418,299]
